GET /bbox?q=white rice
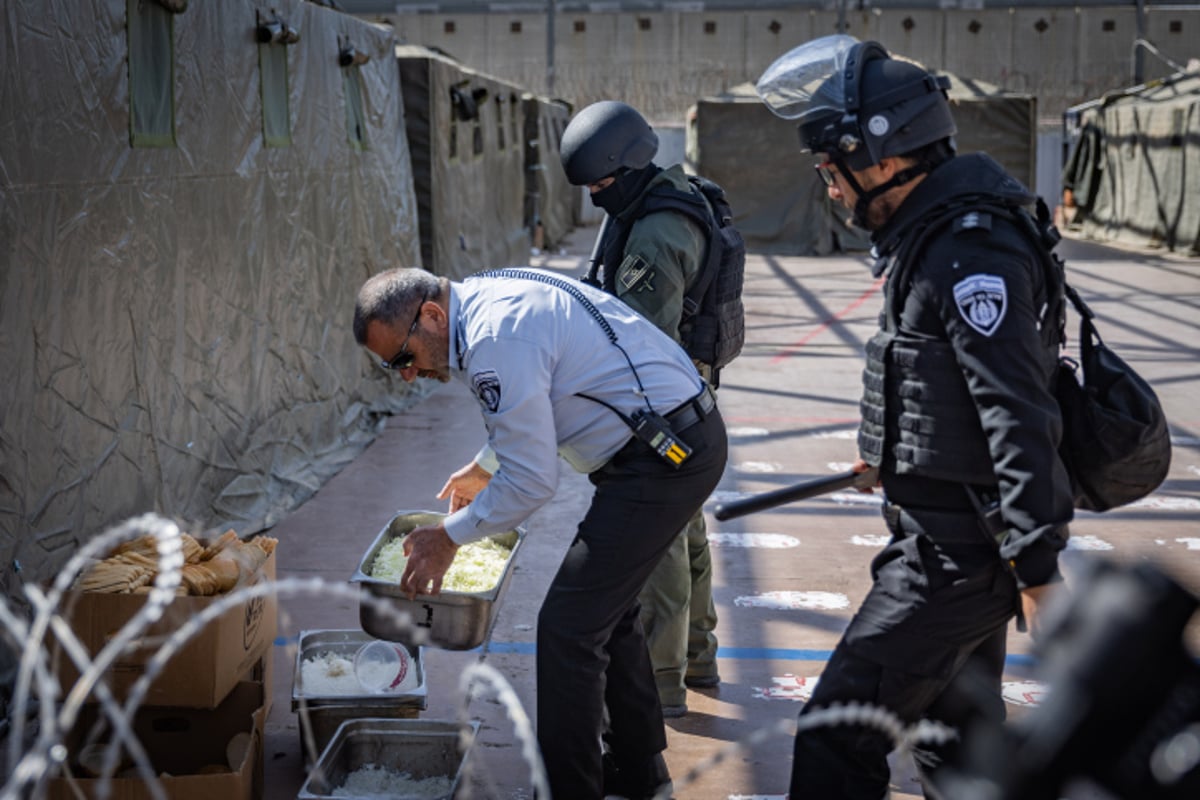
[331,763,453,797]
[297,651,360,696]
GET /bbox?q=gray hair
[352,268,445,345]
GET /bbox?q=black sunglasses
[380,292,429,371]
[814,160,838,188]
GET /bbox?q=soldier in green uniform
[561,101,723,718]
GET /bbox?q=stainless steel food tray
[297,717,479,800]
[350,510,524,650]
[292,628,427,706]
[292,629,428,757]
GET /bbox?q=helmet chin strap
[833,157,932,229]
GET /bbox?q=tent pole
[1133,0,1146,84]
[546,0,556,96]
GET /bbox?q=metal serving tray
[297,717,479,800]
[292,629,428,757]
[350,511,524,650]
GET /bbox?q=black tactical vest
[859,203,1062,485]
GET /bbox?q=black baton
[713,469,876,521]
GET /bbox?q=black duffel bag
[1055,285,1172,511]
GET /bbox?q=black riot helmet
[756,35,957,225]
[757,35,956,169]
[560,101,659,186]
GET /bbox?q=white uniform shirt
[441,269,705,545]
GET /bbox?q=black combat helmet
[756,34,956,171]
[560,101,659,186]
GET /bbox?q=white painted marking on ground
[1188,465,1200,476]
[1177,538,1200,550]
[708,533,800,549]
[709,490,752,504]
[808,429,858,440]
[1067,535,1114,551]
[829,491,884,506]
[1130,496,1200,511]
[753,674,821,702]
[736,461,780,473]
[735,591,851,611]
[728,426,770,438]
[1002,680,1049,707]
[759,676,1049,709]
[851,534,891,547]
[828,462,856,472]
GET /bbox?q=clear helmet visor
[755,34,860,121]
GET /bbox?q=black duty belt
[664,385,716,433]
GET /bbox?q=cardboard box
[45,680,266,800]
[55,550,277,709]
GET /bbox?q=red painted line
[769,275,886,365]
[724,416,859,425]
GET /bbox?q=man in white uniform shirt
[353,267,728,800]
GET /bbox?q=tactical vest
[599,176,745,378]
[859,198,1064,485]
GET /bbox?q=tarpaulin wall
[522,94,577,250]
[397,45,529,279]
[0,0,422,594]
[1063,71,1200,256]
[686,73,1035,255]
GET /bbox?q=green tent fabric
[1,0,423,589]
[522,94,578,250]
[397,45,532,279]
[1064,71,1200,256]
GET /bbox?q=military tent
[396,46,531,278]
[0,0,421,590]
[522,94,578,250]
[1062,70,1200,255]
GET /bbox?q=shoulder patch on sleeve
[471,369,502,413]
[953,273,1008,336]
[953,211,992,234]
[618,253,656,294]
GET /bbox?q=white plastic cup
[353,640,418,694]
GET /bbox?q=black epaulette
[952,210,993,234]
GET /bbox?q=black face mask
[589,166,660,217]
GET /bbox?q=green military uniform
[606,164,721,709]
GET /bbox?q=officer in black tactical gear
[757,35,1075,798]
[560,100,726,722]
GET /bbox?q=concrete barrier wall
[386,6,1197,128]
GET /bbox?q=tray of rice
[350,511,524,650]
[292,629,428,756]
[297,717,479,800]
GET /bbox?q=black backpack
[592,175,746,381]
[889,196,1171,512]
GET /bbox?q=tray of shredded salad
[350,511,524,650]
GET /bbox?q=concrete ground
[263,223,1200,800]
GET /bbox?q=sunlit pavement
[264,224,1200,799]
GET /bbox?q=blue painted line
[463,642,1041,669]
[274,637,1041,668]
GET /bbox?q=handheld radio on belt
[475,268,704,469]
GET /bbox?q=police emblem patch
[471,370,502,413]
[953,274,1008,336]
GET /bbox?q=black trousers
[789,503,1019,800]
[536,406,727,800]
